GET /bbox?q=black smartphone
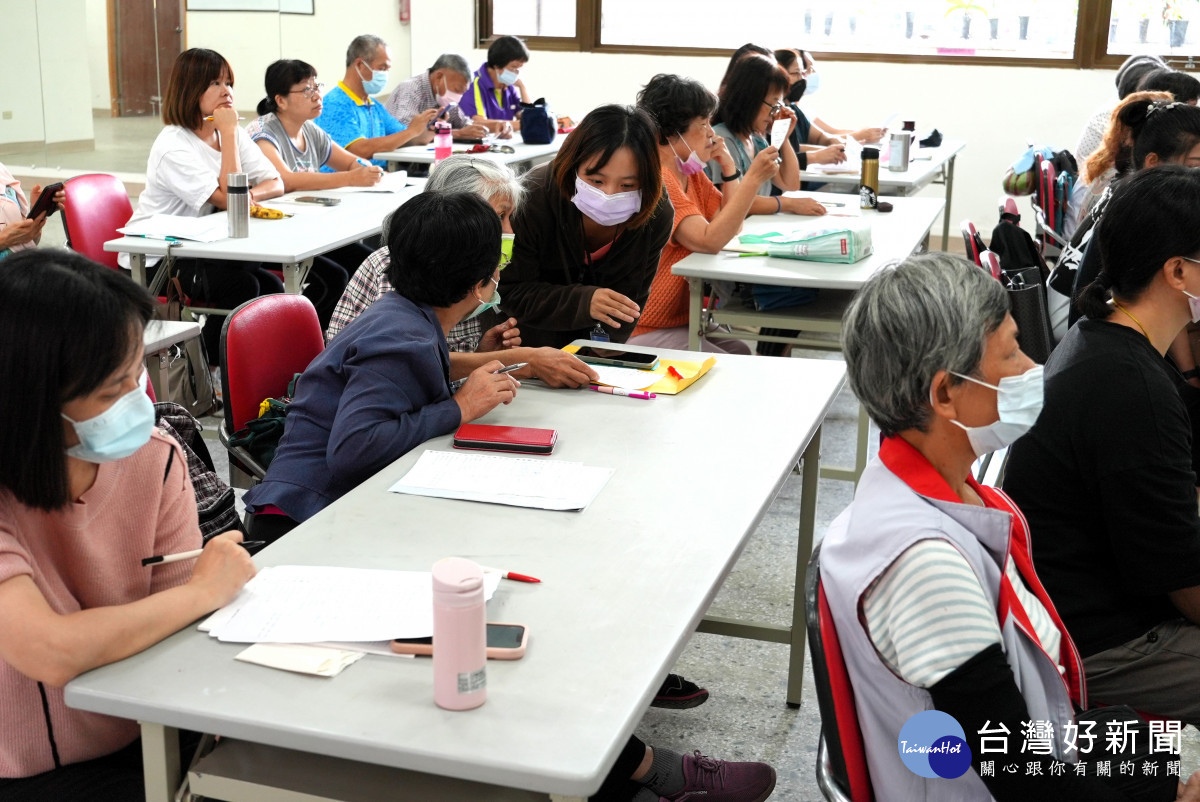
[575,347,659,370]
[391,623,528,659]
[426,103,455,128]
[26,182,63,220]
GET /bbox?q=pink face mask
[571,176,641,227]
[670,138,707,176]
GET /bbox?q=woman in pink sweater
[0,250,256,798]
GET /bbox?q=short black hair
[487,35,530,68]
[714,54,790,139]
[1119,61,1165,99]
[0,250,155,511]
[1140,69,1200,104]
[636,74,718,145]
[258,59,318,116]
[385,192,501,307]
[1080,165,1200,320]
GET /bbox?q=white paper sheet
[327,170,410,193]
[769,118,791,151]
[588,365,659,390]
[202,565,502,643]
[235,643,365,676]
[389,449,614,511]
[118,213,230,242]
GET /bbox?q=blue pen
[131,234,181,243]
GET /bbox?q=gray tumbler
[888,132,911,172]
[227,172,250,238]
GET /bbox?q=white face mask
[1179,257,1200,323]
[945,365,1045,458]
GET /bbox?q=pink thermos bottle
[433,121,453,164]
[432,557,487,710]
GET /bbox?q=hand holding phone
[26,182,64,220]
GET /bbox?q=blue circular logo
[897,711,972,779]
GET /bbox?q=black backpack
[520,98,556,145]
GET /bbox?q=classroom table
[142,320,201,402]
[104,182,424,294]
[374,133,566,173]
[672,193,945,482]
[65,344,847,802]
[800,138,964,250]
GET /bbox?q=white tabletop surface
[65,344,846,798]
[800,138,965,191]
[143,320,200,353]
[672,192,945,290]
[103,182,424,264]
[374,134,566,166]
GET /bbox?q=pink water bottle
[433,121,453,164]
[432,557,487,710]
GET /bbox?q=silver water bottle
[227,172,250,238]
[888,132,911,172]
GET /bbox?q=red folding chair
[806,544,874,801]
[960,220,986,267]
[218,294,324,487]
[60,174,133,270]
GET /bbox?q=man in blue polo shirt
[315,34,437,169]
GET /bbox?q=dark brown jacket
[500,162,673,348]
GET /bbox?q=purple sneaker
[659,751,776,802]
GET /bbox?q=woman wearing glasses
[249,59,386,191]
[706,54,825,217]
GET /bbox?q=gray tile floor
[24,118,1200,800]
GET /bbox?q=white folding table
[375,134,566,173]
[66,344,846,801]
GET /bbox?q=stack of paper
[118,213,229,242]
[201,564,502,643]
[389,450,613,511]
[589,365,659,390]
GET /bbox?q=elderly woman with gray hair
[819,253,1196,801]
[326,154,597,387]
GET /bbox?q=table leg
[788,425,822,707]
[130,253,147,289]
[940,155,957,252]
[687,277,704,351]
[149,349,170,403]
[140,722,181,802]
[282,258,313,294]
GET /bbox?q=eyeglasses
[762,101,784,116]
[289,82,325,99]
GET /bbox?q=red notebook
[452,424,557,455]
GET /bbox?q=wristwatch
[721,169,742,183]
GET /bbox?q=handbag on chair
[154,276,219,418]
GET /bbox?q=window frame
[477,0,1167,71]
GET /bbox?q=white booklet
[118,212,229,242]
[389,449,614,511]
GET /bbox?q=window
[480,0,1199,68]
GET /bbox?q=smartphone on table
[294,196,341,206]
[26,182,64,219]
[575,346,659,370]
[390,622,528,660]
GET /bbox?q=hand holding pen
[456,361,520,421]
[147,532,258,610]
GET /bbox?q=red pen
[482,566,542,583]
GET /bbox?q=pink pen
[589,385,656,400]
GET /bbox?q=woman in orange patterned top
[627,73,780,353]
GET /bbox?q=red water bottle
[434,121,452,164]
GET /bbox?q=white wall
[409,0,1119,243]
[85,0,110,110]
[185,2,412,115]
[0,1,46,146]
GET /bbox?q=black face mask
[786,79,807,104]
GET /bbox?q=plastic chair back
[806,544,874,801]
[219,294,324,436]
[60,174,133,270]
[960,220,984,266]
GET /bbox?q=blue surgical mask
[62,373,156,464]
[498,69,519,86]
[358,62,388,96]
[946,365,1044,458]
[804,71,821,96]
[465,277,502,320]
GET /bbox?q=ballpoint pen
[589,385,655,400]
[204,116,245,121]
[494,362,527,375]
[142,541,265,566]
[481,566,542,583]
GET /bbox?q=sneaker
[652,674,709,709]
[660,751,776,802]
